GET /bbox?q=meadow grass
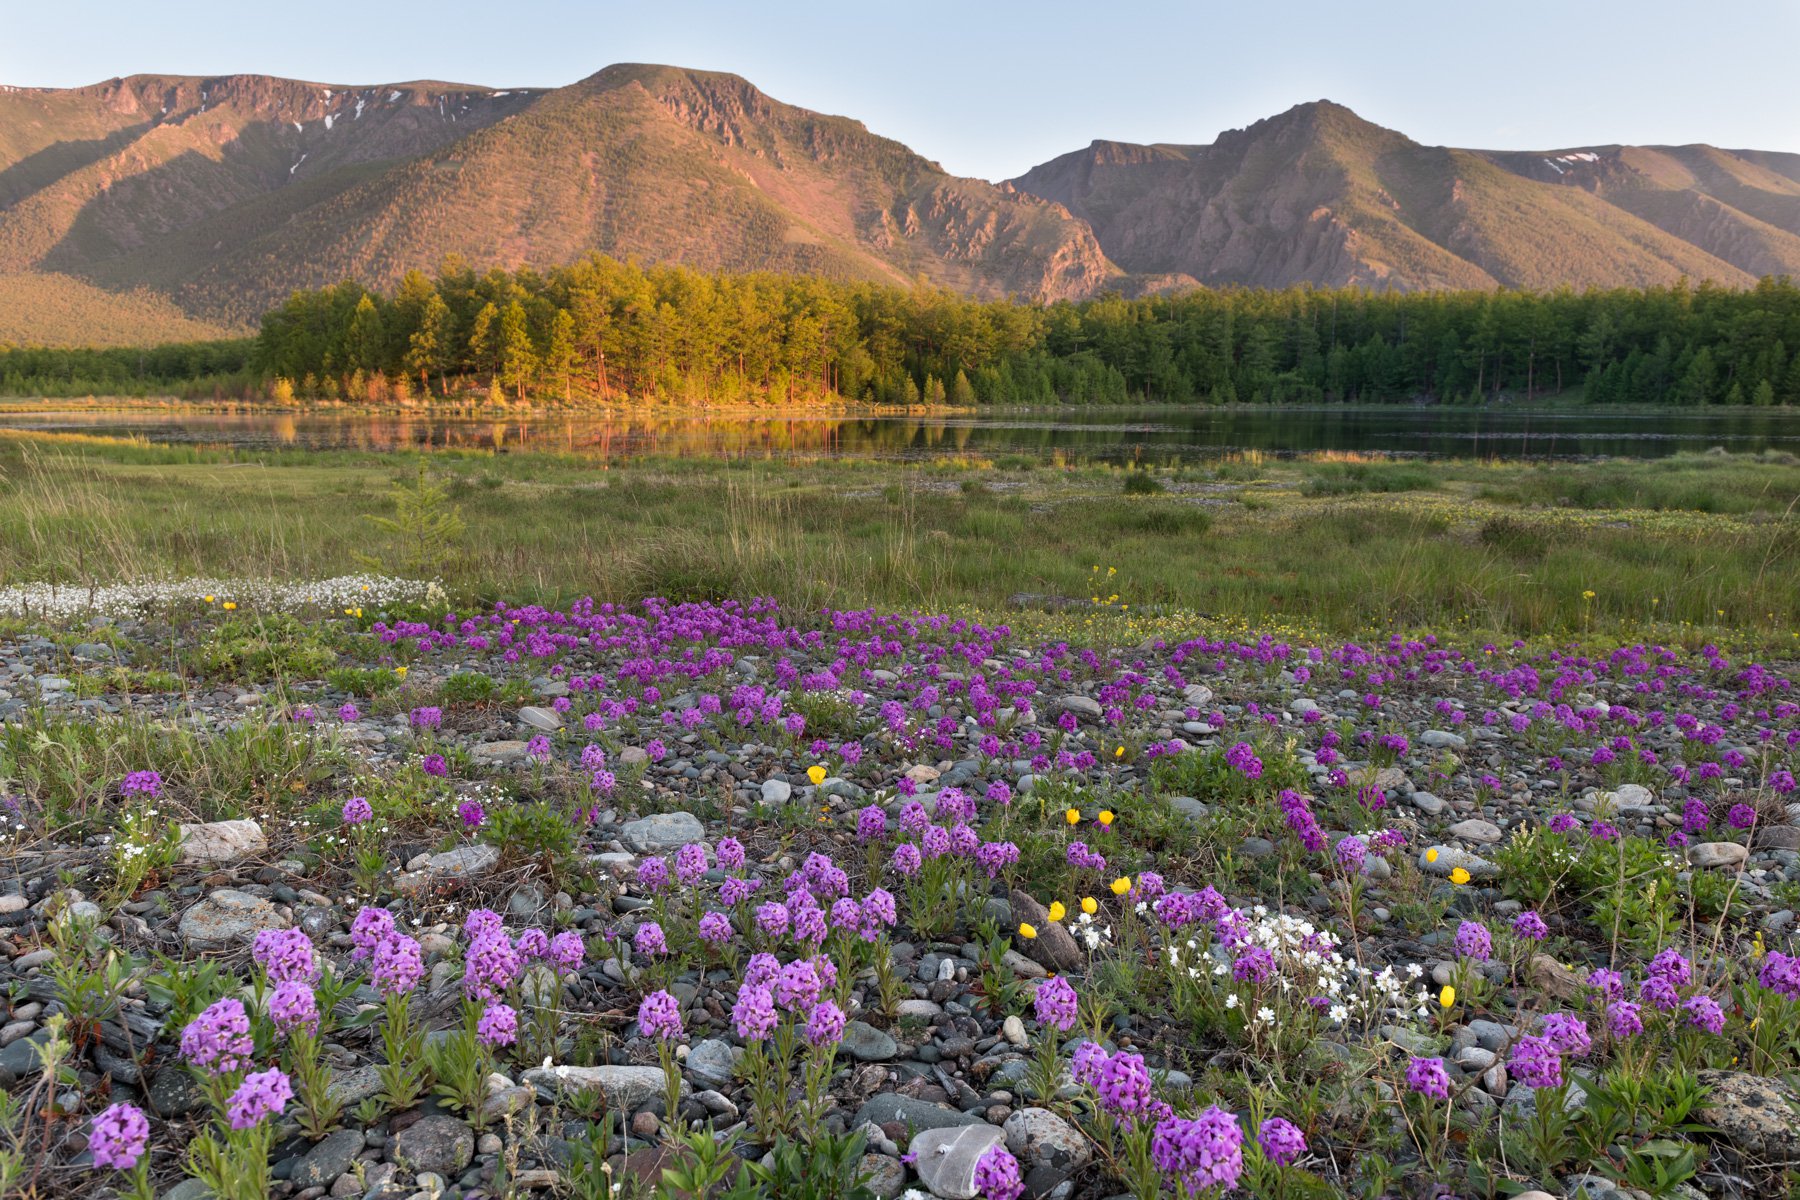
[0,433,1796,645]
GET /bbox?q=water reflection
[1,405,1798,462]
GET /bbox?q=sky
[3,0,1797,180]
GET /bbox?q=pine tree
[544,309,577,401]
[949,369,976,406]
[405,293,451,398]
[498,302,538,402]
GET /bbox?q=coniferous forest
[4,256,1800,406]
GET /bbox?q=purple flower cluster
[805,999,847,1047]
[477,1002,519,1047]
[1151,1106,1244,1193]
[1256,1116,1307,1167]
[371,932,424,996]
[1540,1012,1591,1058]
[89,1102,150,1170]
[1508,1034,1564,1090]
[1453,920,1492,962]
[972,1143,1024,1200]
[252,927,317,984]
[180,998,254,1075]
[120,770,162,797]
[268,980,319,1035]
[638,989,685,1041]
[341,795,373,825]
[1277,788,1324,852]
[227,1068,293,1130]
[1759,951,1800,999]
[1033,975,1079,1032]
[350,905,396,960]
[1406,1056,1450,1100]
[1511,910,1548,941]
[732,984,778,1041]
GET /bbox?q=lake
[3,404,1799,462]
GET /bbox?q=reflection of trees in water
[8,407,1800,461]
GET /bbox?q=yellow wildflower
[1065,808,1081,826]
[395,666,407,679]
[1439,985,1456,1009]
[1110,876,1131,896]
[1425,848,1439,864]
[1449,867,1471,886]
[1047,901,1066,922]
[806,764,827,786]
[1097,809,1115,825]
[1018,923,1037,940]
[1081,897,1098,915]
[222,601,236,610]
[203,595,215,603]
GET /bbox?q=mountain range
[2,65,1798,346]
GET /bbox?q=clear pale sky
[3,0,1796,180]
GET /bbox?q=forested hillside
[244,258,1800,406]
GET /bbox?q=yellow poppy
[1110,877,1131,896]
[1081,897,1098,915]
[1018,923,1037,940]
[1097,810,1115,825]
[1425,848,1439,864]
[222,601,236,610]
[1449,867,1471,886]
[806,765,827,786]
[1047,901,1066,922]
[1065,808,1081,826]
[203,595,215,603]
[1439,985,1456,1009]
[1114,746,1125,759]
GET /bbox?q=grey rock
[1168,797,1209,823]
[684,1039,741,1089]
[1689,842,1749,870]
[760,779,792,805]
[524,1064,680,1110]
[909,1124,1007,1200]
[471,741,528,764]
[1420,730,1467,749]
[1694,1069,1800,1159]
[860,1153,908,1200]
[852,1093,986,1133]
[1418,846,1499,880]
[177,819,267,865]
[1003,1107,1090,1173]
[1008,891,1081,973]
[292,1130,364,1188]
[1447,819,1503,845]
[327,1065,384,1107]
[179,888,288,950]
[1409,791,1447,816]
[518,706,562,732]
[1056,695,1102,720]
[619,812,705,852]
[842,1021,898,1062]
[392,1115,474,1177]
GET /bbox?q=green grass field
[1,429,1796,647]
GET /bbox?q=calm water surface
[4,405,1799,462]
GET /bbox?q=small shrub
[1122,471,1166,495]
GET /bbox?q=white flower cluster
[0,574,446,621]
[1066,909,1113,951]
[1168,905,1434,1025]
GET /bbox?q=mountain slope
[0,66,1116,339]
[1012,102,1777,292]
[3,71,1798,347]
